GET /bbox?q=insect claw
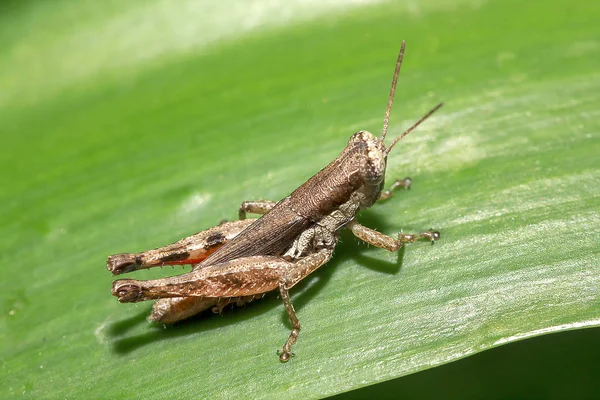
[401,177,412,189]
[277,350,295,363]
[427,230,441,244]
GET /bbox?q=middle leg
[277,249,333,362]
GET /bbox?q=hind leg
[107,219,255,275]
[149,295,262,324]
[108,219,256,323]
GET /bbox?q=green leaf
[1,0,598,398]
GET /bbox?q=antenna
[384,102,444,156]
[381,40,406,141]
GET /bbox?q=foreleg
[347,220,439,251]
[378,177,412,201]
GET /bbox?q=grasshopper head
[343,97,443,208]
[348,130,387,185]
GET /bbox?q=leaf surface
[1,0,598,398]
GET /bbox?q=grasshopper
[107,41,443,362]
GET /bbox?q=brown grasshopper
[107,41,443,362]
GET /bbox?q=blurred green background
[1,0,599,398]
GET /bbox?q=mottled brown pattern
[107,41,443,362]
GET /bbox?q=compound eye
[364,152,386,184]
